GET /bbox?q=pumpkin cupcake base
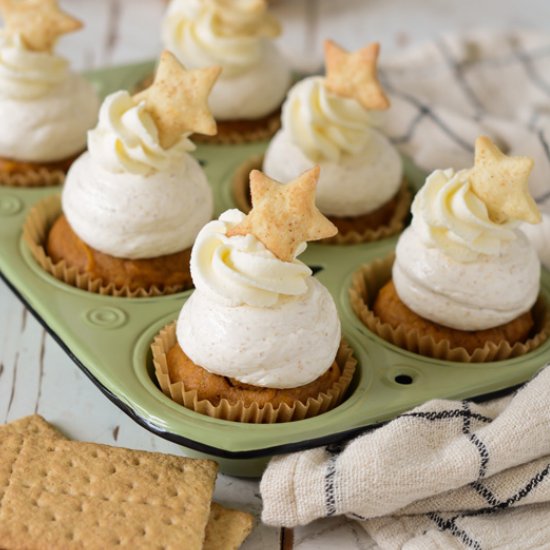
[47,215,192,292]
[349,254,550,362]
[23,195,191,297]
[152,322,357,423]
[374,280,535,354]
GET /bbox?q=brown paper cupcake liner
[0,168,65,188]
[232,155,411,243]
[134,72,281,144]
[0,149,83,187]
[22,195,187,298]
[193,109,282,145]
[151,322,357,423]
[323,182,411,245]
[349,254,550,362]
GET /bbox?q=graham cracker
[0,415,64,505]
[0,418,218,549]
[204,502,255,550]
[0,415,254,549]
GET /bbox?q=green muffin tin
[1,61,549,477]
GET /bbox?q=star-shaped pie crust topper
[227,167,338,262]
[133,50,221,149]
[324,39,390,111]
[0,0,82,52]
[468,136,540,224]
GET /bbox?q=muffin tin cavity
[132,313,365,428]
[1,61,549,477]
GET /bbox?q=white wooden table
[2,1,549,548]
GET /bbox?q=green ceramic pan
[1,61,548,477]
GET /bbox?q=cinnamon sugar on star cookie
[0,0,82,52]
[468,135,540,224]
[324,39,390,111]
[227,166,338,262]
[133,50,221,148]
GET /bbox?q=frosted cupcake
[261,40,409,243]
[0,0,99,185]
[162,0,291,143]
[152,167,356,422]
[24,51,220,297]
[351,136,549,361]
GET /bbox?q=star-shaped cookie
[227,167,337,262]
[324,40,390,111]
[133,51,221,149]
[0,0,82,52]
[469,136,540,224]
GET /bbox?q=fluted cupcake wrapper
[151,322,357,423]
[22,195,186,298]
[193,109,282,145]
[0,168,65,188]
[349,254,550,362]
[232,155,411,244]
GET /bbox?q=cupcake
[25,51,220,297]
[351,136,549,361]
[262,40,409,243]
[0,0,99,185]
[161,0,291,143]
[152,166,357,422]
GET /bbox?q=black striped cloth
[261,367,550,549]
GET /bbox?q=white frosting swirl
[0,32,98,162]
[178,277,341,388]
[204,41,291,120]
[162,0,290,120]
[163,0,273,75]
[0,33,68,99]
[520,212,550,271]
[411,168,519,262]
[281,76,383,163]
[190,209,312,307]
[88,91,195,176]
[263,75,403,217]
[179,208,341,388]
[264,128,403,217]
[63,151,213,259]
[393,226,540,330]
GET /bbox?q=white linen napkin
[260,30,550,549]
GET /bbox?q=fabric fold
[261,366,550,528]
[261,29,550,549]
